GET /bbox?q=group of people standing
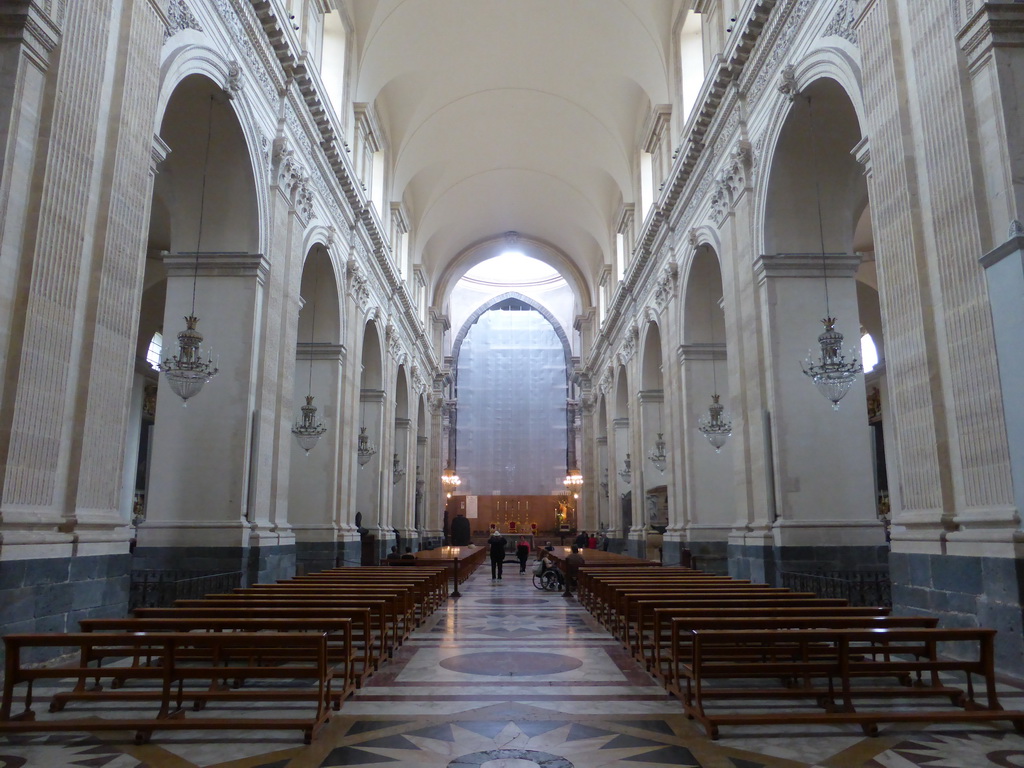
[487,530,534,579]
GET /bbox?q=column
[679,343,734,572]
[290,342,345,573]
[137,252,270,568]
[392,416,415,547]
[753,253,886,569]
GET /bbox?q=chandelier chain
[192,96,215,318]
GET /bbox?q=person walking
[516,537,530,574]
[489,530,507,580]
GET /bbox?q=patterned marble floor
[3,566,1024,767]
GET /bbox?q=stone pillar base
[891,552,1024,677]
[132,543,296,586]
[728,543,890,585]
[0,553,131,666]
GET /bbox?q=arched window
[320,10,347,119]
[861,331,879,373]
[146,331,163,371]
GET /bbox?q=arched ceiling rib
[346,0,676,299]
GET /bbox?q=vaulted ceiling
[345,0,681,303]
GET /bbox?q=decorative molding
[652,262,679,311]
[823,0,858,44]
[166,0,202,38]
[678,343,727,364]
[224,60,243,98]
[346,258,370,309]
[777,64,800,101]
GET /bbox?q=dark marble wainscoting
[0,553,131,666]
[891,551,1024,678]
[729,543,890,585]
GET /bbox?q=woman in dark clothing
[516,537,530,573]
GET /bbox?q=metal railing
[780,569,892,607]
[129,570,243,611]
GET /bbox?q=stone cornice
[248,0,441,381]
[295,342,346,362]
[753,252,862,282]
[161,252,270,283]
[957,2,1024,71]
[677,343,727,364]
[0,1,62,62]
[587,0,776,382]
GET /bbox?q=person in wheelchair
[532,551,564,591]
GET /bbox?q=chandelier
[292,261,327,454]
[356,426,377,466]
[392,453,406,484]
[441,460,461,491]
[618,453,632,485]
[563,466,583,488]
[697,293,732,451]
[647,433,667,472]
[158,96,219,405]
[698,394,732,452]
[799,95,861,409]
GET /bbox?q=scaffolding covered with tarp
[455,306,567,496]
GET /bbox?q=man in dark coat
[489,530,507,580]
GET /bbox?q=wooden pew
[185,595,401,660]
[81,613,363,695]
[0,631,337,743]
[680,626,1024,739]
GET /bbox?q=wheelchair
[532,563,565,591]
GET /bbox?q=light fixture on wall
[600,467,609,498]
[292,261,327,454]
[697,293,733,452]
[800,96,861,409]
[618,453,632,485]
[158,96,219,405]
[392,453,406,484]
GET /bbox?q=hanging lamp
[158,96,219,404]
[392,453,406,484]
[291,261,327,454]
[697,294,733,452]
[618,453,632,485]
[799,96,862,409]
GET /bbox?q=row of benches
[0,564,455,744]
[576,565,1024,739]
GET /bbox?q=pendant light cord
[192,96,216,317]
[708,289,719,395]
[307,261,319,397]
[808,96,831,317]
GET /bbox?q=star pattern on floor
[317,716,702,768]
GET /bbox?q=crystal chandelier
[697,293,732,452]
[392,453,406,484]
[356,426,377,466]
[563,466,583,488]
[618,453,632,485]
[800,95,861,409]
[158,96,219,405]
[698,394,732,452]
[441,459,461,491]
[292,262,327,454]
[647,433,667,472]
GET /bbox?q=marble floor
[3,566,1024,767]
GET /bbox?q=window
[861,332,879,373]
[320,10,347,119]
[679,10,704,124]
[146,332,163,371]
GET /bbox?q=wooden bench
[78,614,360,697]
[679,626,1024,739]
[0,631,337,743]
[178,596,400,661]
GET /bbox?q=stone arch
[450,292,573,371]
